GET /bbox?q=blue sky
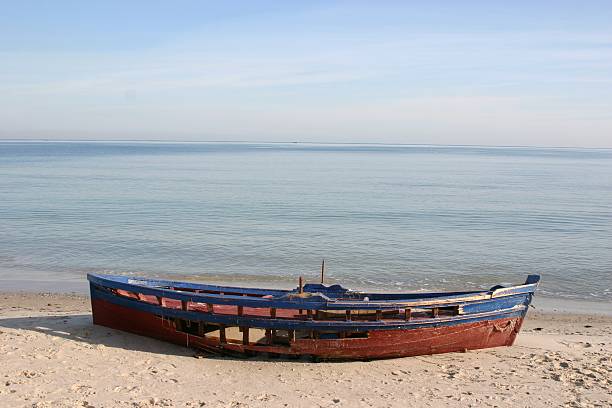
[1,1,611,147]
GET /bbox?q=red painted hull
[91,297,524,359]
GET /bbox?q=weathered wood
[88,273,540,360]
[90,273,540,312]
[298,276,304,315]
[320,259,325,284]
[265,329,272,344]
[242,327,249,345]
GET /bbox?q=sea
[0,141,611,304]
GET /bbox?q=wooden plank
[242,327,249,345]
[90,272,539,311]
[89,274,504,310]
[90,294,527,359]
[91,284,528,333]
[265,329,272,345]
[219,326,227,343]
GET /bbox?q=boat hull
[91,295,525,360]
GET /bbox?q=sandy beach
[0,292,610,407]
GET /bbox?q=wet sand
[0,292,610,407]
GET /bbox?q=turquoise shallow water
[0,141,611,301]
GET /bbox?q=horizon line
[1,138,611,150]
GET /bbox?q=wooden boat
[87,273,540,360]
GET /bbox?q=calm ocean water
[0,141,611,301]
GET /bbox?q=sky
[1,1,611,147]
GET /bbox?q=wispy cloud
[3,32,611,98]
[0,2,611,146]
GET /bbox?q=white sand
[0,292,610,407]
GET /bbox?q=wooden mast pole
[320,259,325,284]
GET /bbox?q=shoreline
[2,277,611,316]
[0,291,610,407]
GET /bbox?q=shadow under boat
[0,313,320,362]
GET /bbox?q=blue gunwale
[90,283,529,332]
[87,273,539,311]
